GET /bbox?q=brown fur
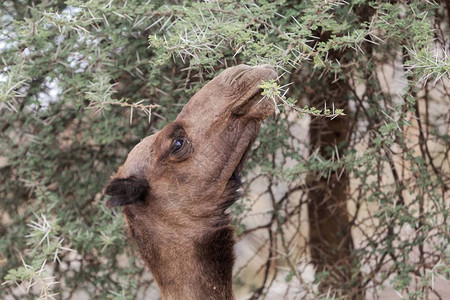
[104,65,277,299]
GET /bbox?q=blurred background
[1,1,449,299]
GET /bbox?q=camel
[104,64,277,299]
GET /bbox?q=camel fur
[105,64,277,299]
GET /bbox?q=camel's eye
[171,138,185,153]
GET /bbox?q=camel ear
[105,176,149,208]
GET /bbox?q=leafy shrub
[1,1,448,299]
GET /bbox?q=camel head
[105,65,276,222]
[104,64,277,299]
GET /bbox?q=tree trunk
[302,4,375,298]
[306,78,363,299]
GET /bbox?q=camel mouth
[230,86,269,118]
[230,67,277,119]
[229,139,254,184]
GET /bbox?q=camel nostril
[219,64,251,85]
[221,64,276,86]
[229,67,252,85]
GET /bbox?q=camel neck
[123,206,236,300]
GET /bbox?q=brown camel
[104,65,277,299]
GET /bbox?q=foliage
[260,79,345,118]
[1,0,449,299]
